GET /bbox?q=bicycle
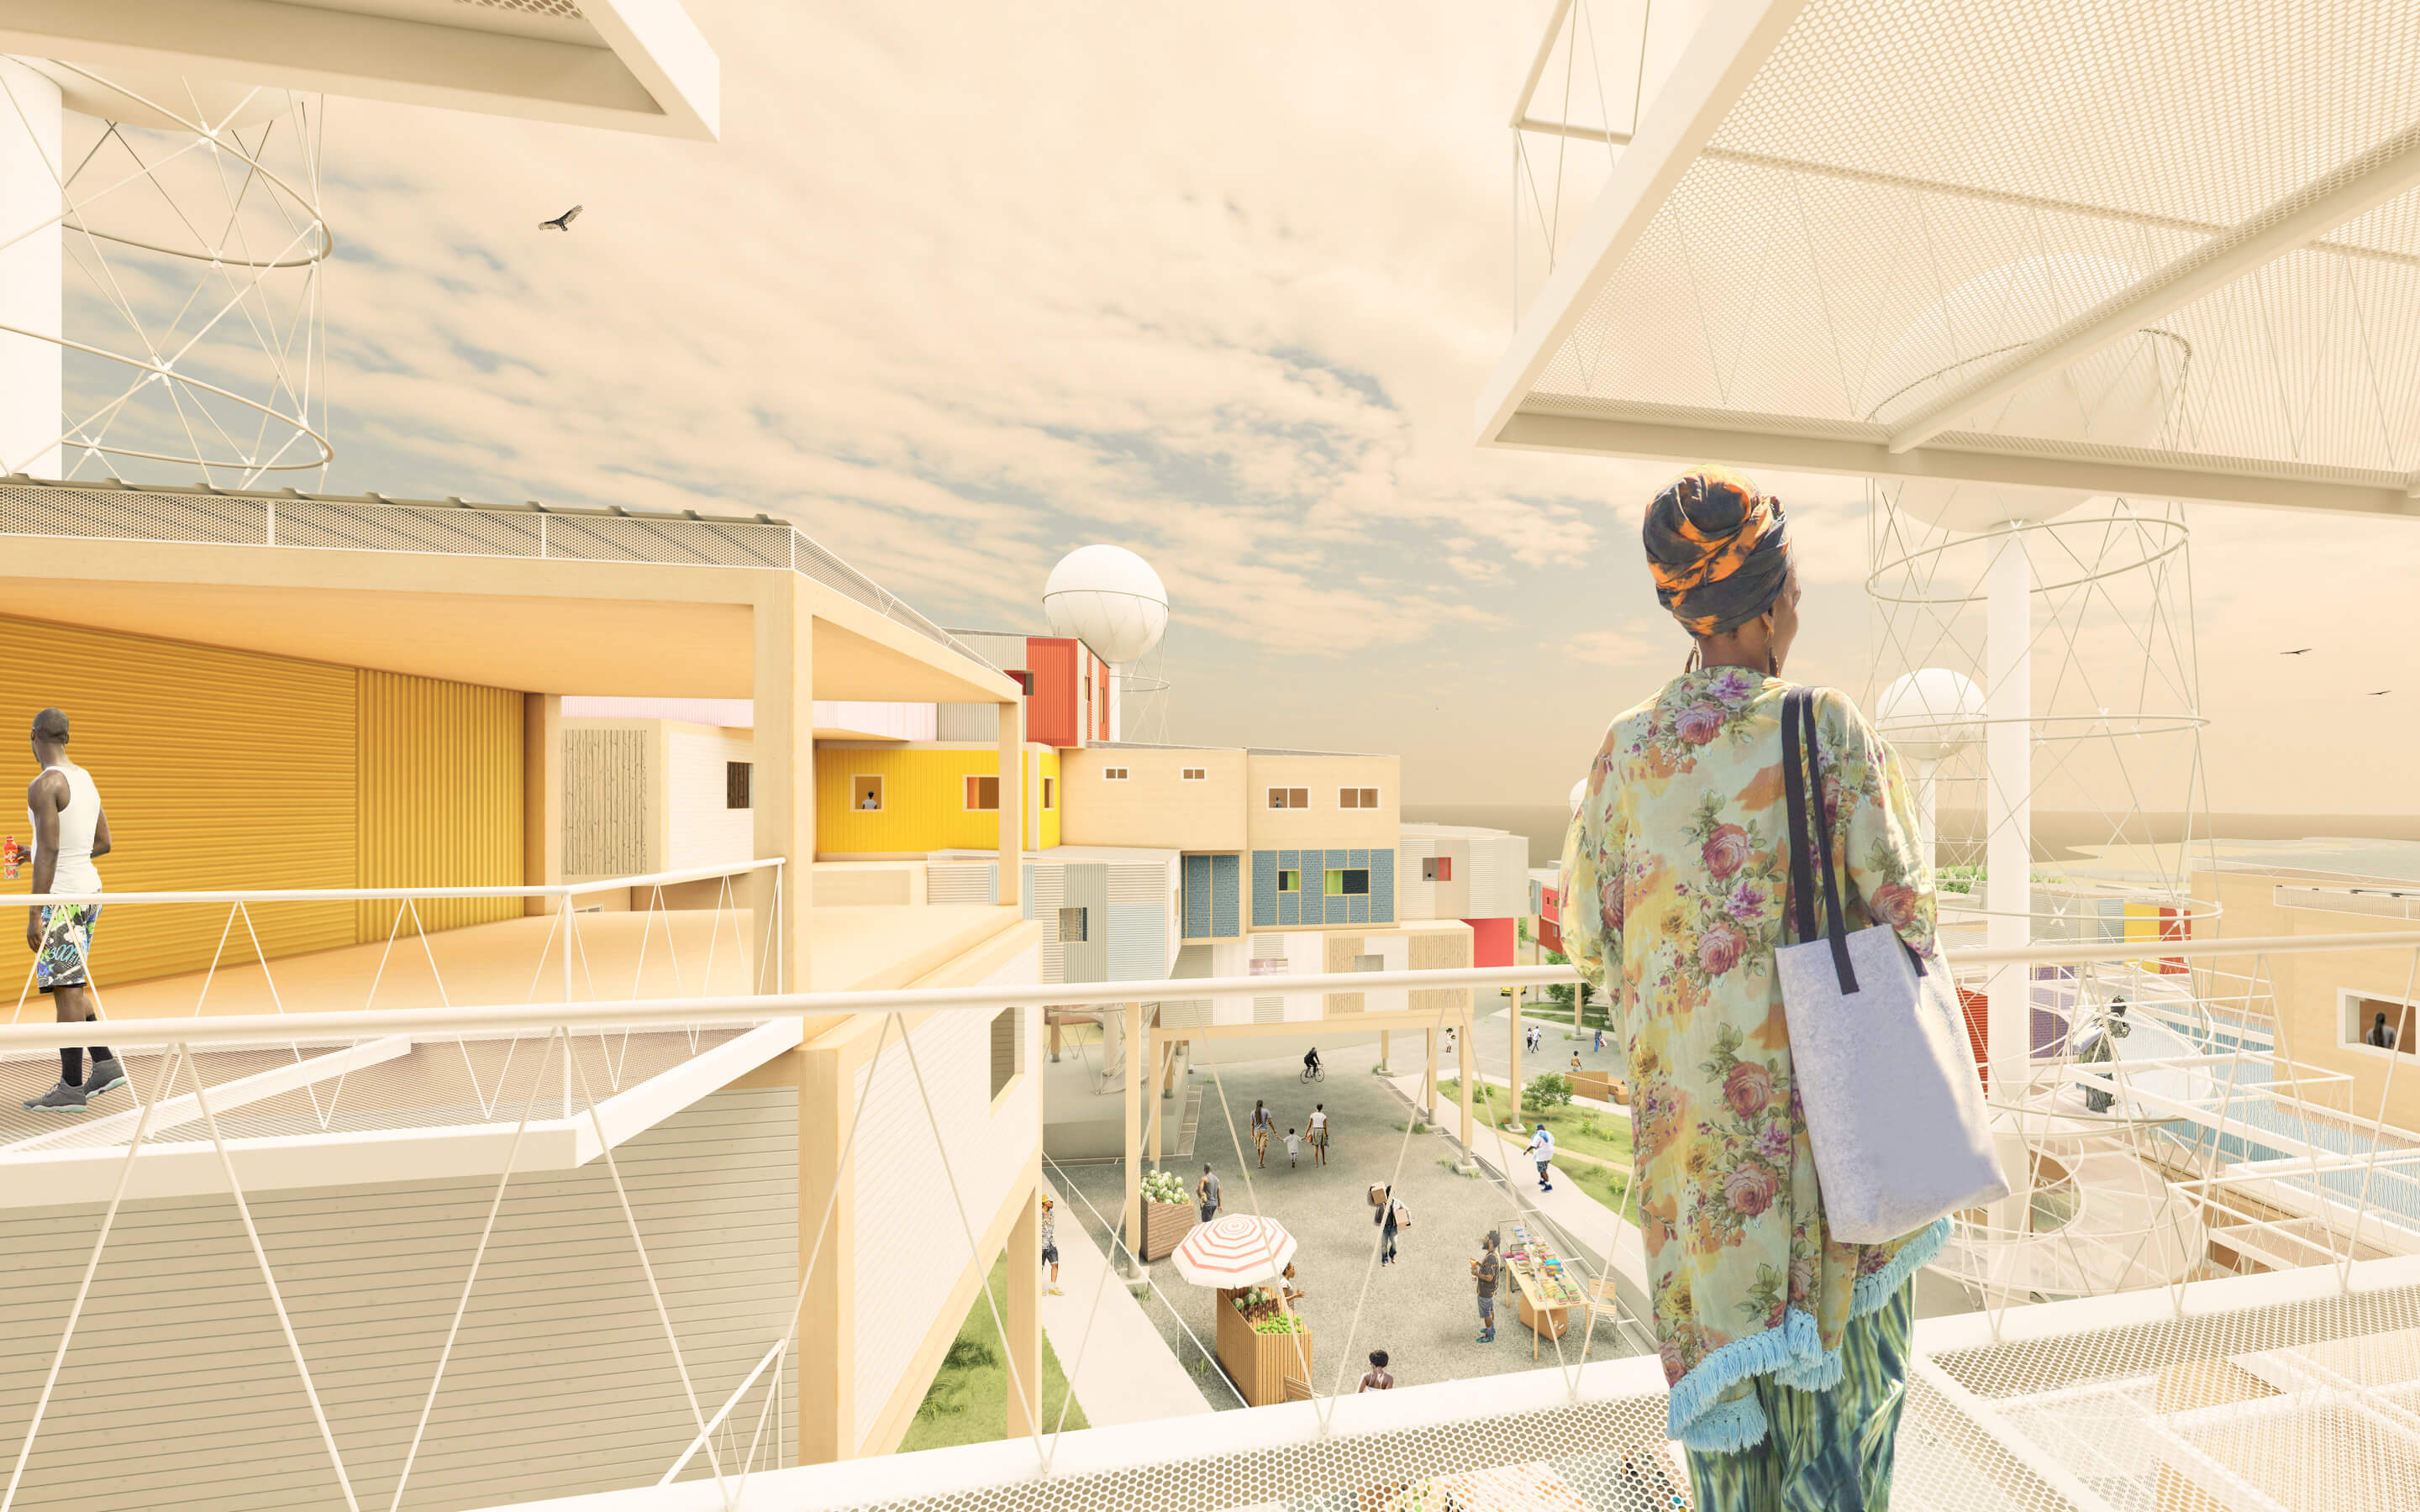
[1300,1061,1325,1083]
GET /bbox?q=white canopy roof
[1478,0,2420,518]
[0,0,718,139]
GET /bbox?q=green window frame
[1323,868,1370,897]
[1277,869,1301,894]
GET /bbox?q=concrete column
[1004,1180,1042,1440]
[997,701,1024,911]
[1148,1029,1165,1168]
[1457,1005,1476,1170]
[1423,1027,1439,1125]
[0,60,61,479]
[522,693,562,916]
[1122,1001,1144,1272]
[1986,526,2033,1229]
[797,1037,856,1462]
[753,575,813,992]
[1376,1028,1390,1074]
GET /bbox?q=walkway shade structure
[1480,0,2420,519]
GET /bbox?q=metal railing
[0,478,1001,672]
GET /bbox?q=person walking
[1284,1127,1302,1168]
[1197,1163,1220,1226]
[1560,467,1946,1505]
[1592,1026,1605,1054]
[1039,1196,1062,1295]
[1471,1230,1502,1342]
[1523,1122,1556,1193]
[1357,1350,1393,1391]
[21,708,119,1113]
[1374,1184,1407,1266]
[1308,1103,1329,1167]
[1249,1098,1275,1168]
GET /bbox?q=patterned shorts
[35,902,101,992]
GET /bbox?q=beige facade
[2194,868,2420,1137]
[1242,751,1401,853]
[1060,745,1248,849]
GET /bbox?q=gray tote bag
[1775,688,2008,1244]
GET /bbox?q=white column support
[0,58,61,479]
[997,701,1023,912]
[1986,526,2034,1226]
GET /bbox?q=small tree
[1525,1072,1574,1111]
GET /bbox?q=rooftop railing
[3,930,2415,1512]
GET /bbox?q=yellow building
[817,741,1062,854]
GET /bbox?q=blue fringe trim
[1669,1219,1950,1446]
[1772,1345,1843,1393]
[1678,1393,1768,1453]
[1665,1307,1818,1451]
[1852,1217,1949,1319]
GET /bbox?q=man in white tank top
[22,707,118,1112]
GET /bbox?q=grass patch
[1437,1079,1634,1168]
[899,1257,1088,1452]
[1565,1156,1644,1228]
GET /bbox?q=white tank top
[31,761,103,895]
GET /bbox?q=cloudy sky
[117,2,2420,814]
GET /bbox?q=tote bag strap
[1781,687,1859,993]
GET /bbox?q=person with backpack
[1374,1183,1407,1266]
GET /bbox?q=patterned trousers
[1684,1279,1915,1511]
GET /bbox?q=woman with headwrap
[1559,465,1946,1510]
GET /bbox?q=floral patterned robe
[1558,664,1948,1452]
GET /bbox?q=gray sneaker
[22,1079,87,1112]
[79,1059,126,1098]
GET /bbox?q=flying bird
[2370,690,2392,696]
[2281,647,2312,655]
[539,205,583,231]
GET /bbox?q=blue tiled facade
[1181,853,1242,939]
[1251,848,1395,927]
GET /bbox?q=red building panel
[1019,636,1081,748]
[1535,885,1563,956]
[1465,916,1514,968]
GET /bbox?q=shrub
[1141,1169,1188,1205]
[1525,1072,1575,1110]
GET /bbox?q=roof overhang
[1480,0,2420,517]
[0,0,718,139]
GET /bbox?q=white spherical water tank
[1568,776,1588,816]
[1864,255,2180,533]
[1043,545,1168,666]
[1875,669,1987,762]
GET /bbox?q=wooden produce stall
[1214,1286,1313,1407]
[1502,1222,1586,1360]
[1141,1200,1197,1261]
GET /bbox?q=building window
[1323,868,1370,896]
[1423,856,1452,882]
[1277,869,1301,894]
[726,762,753,810]
[851,775,882,811]
[1352,953,1384,972]
[2345,991,2417,1056]
[990,1006,1023,1099]
[1102,767,1129,781]
[1267,787,1309,810]
[1339,786,1380,809]
[965,774,1000,811]
[1043,776,1056,811]
[1058,906,1088,943]
[1181,767,1207,781]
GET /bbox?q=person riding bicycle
[1302,1045,1322,1079]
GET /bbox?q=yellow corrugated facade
[817,746,1058,854]
[0,615,523,986]
[0,615,358,984]
[356,669,526,939]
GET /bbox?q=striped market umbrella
[1171,1213,1297,1289]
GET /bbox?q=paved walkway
[1050,1039,1649,1409]
[1039,1178,1216,1427]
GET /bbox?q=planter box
[1570,1070,1628,1105]
[1215,1288,1314,1408]
[1141,1200,1196,1262]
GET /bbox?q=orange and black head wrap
[1641,466,1791,637]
